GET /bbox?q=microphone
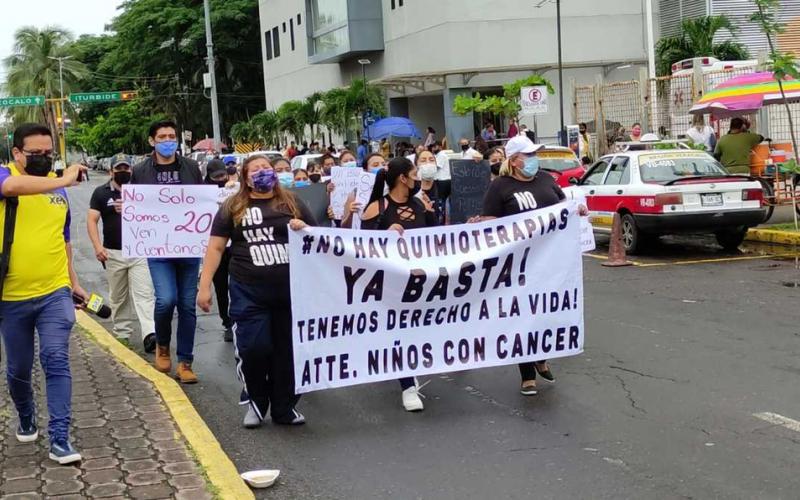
[73,292,112,319]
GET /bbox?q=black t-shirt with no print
[210,197,316,289]
[482,172,565,217]
[89,182,122,250]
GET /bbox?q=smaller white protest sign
[562,186,596,252]
[121,185,221,258]
[520,85,549,115]
[330,167,375,220]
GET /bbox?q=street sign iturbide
[0,95,45,108]
[69,91,136,104]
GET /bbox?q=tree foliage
[452,74,554,117]
[655,16,750,76]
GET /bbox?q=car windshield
[538,155,580,173]
[639,155,729,183]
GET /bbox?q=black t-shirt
[361,196,437,230]
[210,197,316,289]
[89,182,122,250]
[482,172,565,217]
[155,162,181,184]
[422,184,445,226]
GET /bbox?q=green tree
[655,16,750,76]
[452,74,554,117]
[2,26,88,130]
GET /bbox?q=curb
[746,228,800,246]
[76,311,254,500]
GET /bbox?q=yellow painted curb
[76,311,254,500]
[746,228,800,246]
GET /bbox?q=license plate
[701,193,723,206]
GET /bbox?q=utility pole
[556,0,565,146]
[203,0,222,151]
[48,55,72,164]
[358,59,372,143]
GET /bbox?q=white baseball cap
[505,135,543,157]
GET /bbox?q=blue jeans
[0,287,75,443]
[147,258,200,363]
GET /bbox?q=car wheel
[620,213,643,254]
[715,227,747,251]
[758,177,775,223]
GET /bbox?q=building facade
[259,0,658,145]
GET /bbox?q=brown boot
[154,345,172,373]
[176,362,198,384]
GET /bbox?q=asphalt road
[69,175,800,500]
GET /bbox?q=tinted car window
[582,161,609,185]
[639,155,728,183]
[604,157,630,185]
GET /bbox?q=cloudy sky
[1,0,121,82]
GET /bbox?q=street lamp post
[358,59,372,143]
[48,55,72,164]
[203,0,222,152]
[556,0,565,146]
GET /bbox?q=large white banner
[121,185,221,258]
[289,201,585,394]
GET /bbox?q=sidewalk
[0,325,214,499]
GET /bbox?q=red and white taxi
[576,148,766,253]
[538,146,587,188]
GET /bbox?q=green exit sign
[0,95,45,107]
[69,91,137,104]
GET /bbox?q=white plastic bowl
[241,469,280,489]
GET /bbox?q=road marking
[586,252,796,268]
[753,412,800,433]
[76,312,254,500]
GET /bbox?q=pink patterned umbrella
[690,71,800,118]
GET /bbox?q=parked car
[577,148,765,253]
[290,154,323,171]
[536,146,587,187]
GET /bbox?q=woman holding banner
[361,157,437,412]
[479,135,565,396]
[198,155,316,427]
[416,150,445,225]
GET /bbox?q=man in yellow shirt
[0,123,87,465]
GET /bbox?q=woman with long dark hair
[415,149,444,225]
[360,157,437,412]
[198,155,316,427]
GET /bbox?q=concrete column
[443,76,474,149]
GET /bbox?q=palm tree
[251,110,280,148]
[300,92,323,143]
[276,100,306,143]
[2,26,88,131]
[656,16,750,76]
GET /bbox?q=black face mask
[490,162,501,176]
[460,144,469,152]
[226,166,238,175]
[209,177,227,188]
[113,171,132,185]
[323,166,332,176]
[309,173,321,183]
[24,154,53,177]
[409,179,421,197]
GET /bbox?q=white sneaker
[243,406,262,429]
[402,386,424,412]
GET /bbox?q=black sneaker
[143,333,157,354]
[223,327,233,343]
[49,439,81,465]
[16,413,38,443]
[273,409,306,426]
[535,362,555,383]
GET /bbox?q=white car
[577,148,766,253]
[290,154,323,171]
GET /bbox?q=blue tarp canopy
[366,117,421,140]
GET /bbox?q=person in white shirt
[458,138,481,160]
[685,115,717,153]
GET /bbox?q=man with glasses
[87,153,156,351]
[131,120,203,383]
[0,123,88,464]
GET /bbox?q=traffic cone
[602,213,632,267]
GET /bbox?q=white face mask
[419,163,437,180]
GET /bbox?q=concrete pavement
[68,175,800,499]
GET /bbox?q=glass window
[310,0,348,34]
[312,26,349,55]
[297,13,302,26]
[582,161,609,185]
[265,31,273,60]
[272,27,280,58]
[290,19,295,51]
[604,157,630,185]
[639,155,728,183]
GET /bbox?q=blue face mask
[294,180,311,188]
[277,172,294,187]
[155,140,178,157]
[342,161,358,168]
[522,156,540,178]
